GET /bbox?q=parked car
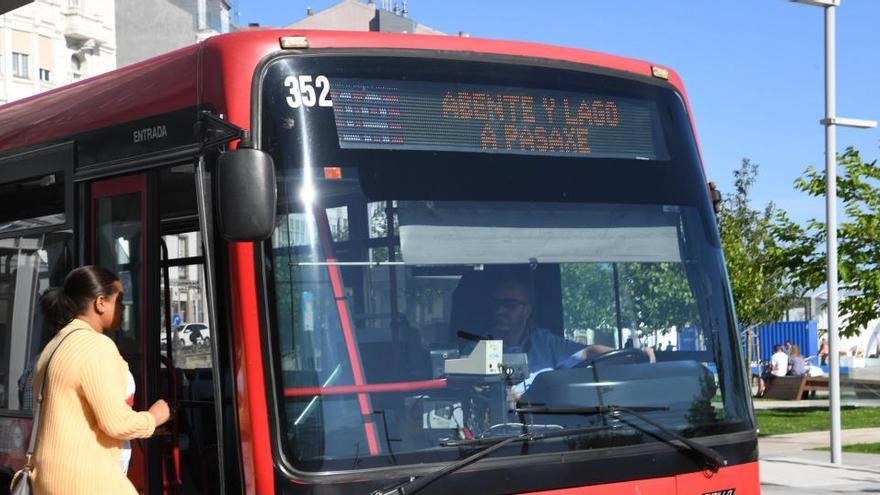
[175,323,210,347]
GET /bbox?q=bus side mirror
[216,145,277,241]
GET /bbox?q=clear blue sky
[239,0,880,224]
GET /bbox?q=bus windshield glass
[261,55,753,473]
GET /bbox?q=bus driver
[488,276,655,395]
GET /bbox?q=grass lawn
[814,443,880,454]
[755,406,880,437]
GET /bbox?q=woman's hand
[148,399,171,426]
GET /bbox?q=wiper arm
[513,404,727,473]
[439,422,613,448]
[371,424,613,495]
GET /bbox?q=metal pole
[746,326,752,392]
[612,263,623,348]
[793,0,876,463]
[823,3,843,465]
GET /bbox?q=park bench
[763,375,829,400]
[803,376,829,398]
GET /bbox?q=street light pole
[823,3,843,465]
[790,0,876,465]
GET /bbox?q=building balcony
[62,7,108,46]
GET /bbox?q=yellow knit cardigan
[29,319,156,495]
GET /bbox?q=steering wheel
[577,348,650,368]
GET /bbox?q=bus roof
[0,29,692,156]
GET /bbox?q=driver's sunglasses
[492,298,529,311]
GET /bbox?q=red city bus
[0,30,759,495]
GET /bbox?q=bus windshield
[260,55,753,473]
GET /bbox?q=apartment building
[0,0,232,104]
[0,0,115,104]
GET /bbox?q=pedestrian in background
[756,344,789,397]
[818,337,830,366]
[25,266,170,495]
[787,345,807,377]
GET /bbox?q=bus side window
[0,143,74,412]
[0,233,71,411]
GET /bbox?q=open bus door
[90,173,160,493]
[90,166,224,495]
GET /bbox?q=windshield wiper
[513,404,726,473]
[371,423,615,495]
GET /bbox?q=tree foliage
[773,147,880,337]
[719,159,798,329]
[621,262,698,335]
[561,263,616,332]
[561,261,697,342]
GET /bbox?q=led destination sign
[329,78,668,160]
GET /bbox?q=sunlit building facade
[0,0,116,104]
[115,0,232,67]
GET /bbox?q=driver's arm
[579,344,656,363]
[582,344,613,360]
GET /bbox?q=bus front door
[90,173,162,494]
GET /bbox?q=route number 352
[285,75,332,108]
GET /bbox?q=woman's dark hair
[40,265,120,332]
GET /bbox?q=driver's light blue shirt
[461,328,585,379]
[503,328,586,396]
[508,327,586,372]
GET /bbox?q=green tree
[561,263,616,333]
[773,147,880,337]
[561,261,698,345]
[719,159,798,329]
[621,262,698,336]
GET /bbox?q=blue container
[754,320,819,361]
[678,327,698,351]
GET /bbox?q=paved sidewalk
[759,428,880,494]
